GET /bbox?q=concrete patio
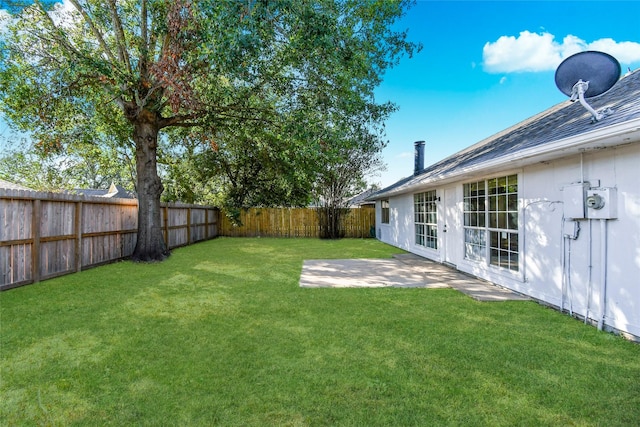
[300,253,530,302]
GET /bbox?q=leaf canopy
[1,0,419,209]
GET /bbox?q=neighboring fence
[0,188,218,290]
[219,207,375,238]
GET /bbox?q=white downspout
[568,237,573,316]
[597,219,608,331]
[561,219,566,313]
[585,219,593,324]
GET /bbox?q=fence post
[163,205,169,246]
[75,201,82,272]
[187,207,192,245]
[31,198,41,284]
[206,209,210,238]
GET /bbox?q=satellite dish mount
[570,79,611,122]
[555,51,621,123]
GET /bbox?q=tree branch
[106,0,133,75]
[158,113,201,129]
[139,0,149,77]
[67,0,119,66]
[34,4,84,59]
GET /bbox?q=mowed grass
[1,238,639,426]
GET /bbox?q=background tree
[161,114,317,224]
[0,0,419,260]
[0,136,135,190]
[0,138,66,190]
[312,115,387,239]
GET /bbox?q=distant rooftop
[347,189,377,207]
[0,179,34,191]
[73,182,136,199]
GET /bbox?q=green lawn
[1,237,639,426]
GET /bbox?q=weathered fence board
[0,188,219,290]
[219,207,375,238]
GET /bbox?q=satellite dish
[555,51,621,122]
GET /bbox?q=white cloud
[49,0,79,28]
[499,76,507,85]
[483,31,561,73]
[396,151,413,159]
[483,31,640,73]
[0,9,11,34]
[588,38,640,64]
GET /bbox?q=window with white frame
[463,174,519,271]
[414,190,437,249]
[381,199,390,224]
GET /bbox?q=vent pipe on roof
[414,140,425,175]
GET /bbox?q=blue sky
[374,0,640,187]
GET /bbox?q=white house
[369,69,640,340]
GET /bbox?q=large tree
[0,0,418,261]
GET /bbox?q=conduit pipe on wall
[598,219,608,331]
[585,219,593,325]
[561,216,580,315]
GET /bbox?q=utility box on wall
[587,188,617,219]
[562,183,589,219]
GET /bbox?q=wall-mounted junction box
[562,183,589,219]
[587,188,617,219]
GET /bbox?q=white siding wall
[378,192,442,260]
[378,193,413,252]
[378,142,640,339]
[518,143,640,339]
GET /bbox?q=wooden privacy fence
[219,207,375,238]
[0,188,218,290]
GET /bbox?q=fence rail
[0,188,218,290]
[219,207,375,238]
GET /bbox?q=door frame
[442,185,458,267]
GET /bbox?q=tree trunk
[131,110,169,262]
[318,205,346,239]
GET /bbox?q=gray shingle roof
[0,179,33,191]
[347,189,377,207]
[73,183,136,199]
[371,69,640,199]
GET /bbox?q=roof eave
[370,116,640,199]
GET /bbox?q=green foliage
[1,238,639,425]
[161,119,314,209]
[0,1,419,258]
[0,140,66,190]
[0,136,135,191]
